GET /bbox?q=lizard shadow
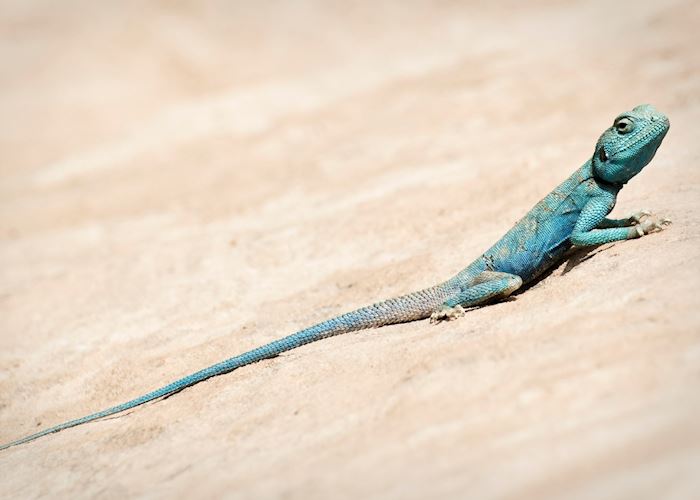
[514,243,608,296]
[459,244,609,311]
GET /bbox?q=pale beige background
[1,1,699,499]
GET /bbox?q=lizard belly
[484,210,580,282]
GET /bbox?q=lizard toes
[631,209,652,224]
[430,305,465,324]
[639,215,672,235]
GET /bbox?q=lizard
[0,104,671,451]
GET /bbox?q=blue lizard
[0,104,670,450]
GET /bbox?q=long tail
[0,285,449,450]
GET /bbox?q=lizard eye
[614,117,633,134]
[598,147,608,162]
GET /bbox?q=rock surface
[1,1,699,498]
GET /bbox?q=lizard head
[592,104,669,186]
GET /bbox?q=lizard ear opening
[598,146,608,162]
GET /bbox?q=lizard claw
[430,305,465,324]
[638,214,672,236]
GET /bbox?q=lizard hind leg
[429,271,522,324]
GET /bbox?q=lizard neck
[587,157,624,191]
[592,166,624,191]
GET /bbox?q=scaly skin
[0,104,670,451]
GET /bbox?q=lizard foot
[630,210,671,225]
[430,305,465,324]
[635,214,672,236]
[630,210,652,224]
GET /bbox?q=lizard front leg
[571,197,670,247]
[430,271,522,323]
